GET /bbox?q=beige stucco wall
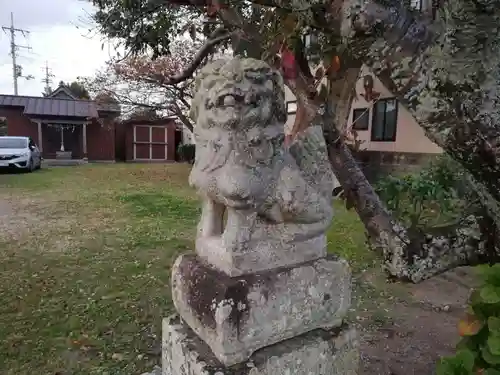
[348,65,442,154]
[284,66,443,155]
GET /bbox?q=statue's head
[190,57,287,129]
[189,57,287,209]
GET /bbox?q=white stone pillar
[60,126,65,152]
[82,123,87,159]
[36,121,43,152]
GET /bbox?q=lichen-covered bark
[351,1,500,223]
[323,105,500,282]
[320,94,497,282]
[321,0,500,280]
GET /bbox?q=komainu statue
[189,57,336,276]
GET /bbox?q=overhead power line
[41,61,55,96]
[2,12,34,95]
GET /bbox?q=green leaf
[480,286,500,304]
[456,336,483,353]
[456,349,476,372]
[488,335,500,356]
[436,357,456,375]
[478,264,500,286]
[484,369,500,375]
[489,317,500,333]
[482,345,500,365]
[437,350,475,375]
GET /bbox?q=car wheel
[27,158,34,173]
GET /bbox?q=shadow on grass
[118,192,200,222]
[327,201,378,272]
[119,192,376,271]
[117,192,200,250]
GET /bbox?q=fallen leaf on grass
[112,352,125,361]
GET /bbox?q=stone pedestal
[171,254,351,365]
[163,315,359,375]
[56,151,72,160]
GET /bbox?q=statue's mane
[190,57,287,125]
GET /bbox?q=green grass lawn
[0,164,372,375]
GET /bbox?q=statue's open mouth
[215,93,261,108]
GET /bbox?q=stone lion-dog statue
[189,57,336,276]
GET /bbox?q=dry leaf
[458,313,483,336]
[111,352,125,361]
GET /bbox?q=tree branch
[161,29,235,85]
[170,101,194,132]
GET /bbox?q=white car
[0,136,42,172]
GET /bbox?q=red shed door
[133,125,168,161]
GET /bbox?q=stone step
[162,315,359,375]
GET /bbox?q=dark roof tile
[0,94,114,118]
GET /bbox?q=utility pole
[41,61,55,96]
[2,12,32,95]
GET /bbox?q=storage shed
[119,117,181,162]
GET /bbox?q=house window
[409,0,422,11]
[371,98,398,142]
[302,33,320,60]
[303,33,318,48]
[286,100,297,115]
[351,108,369,130]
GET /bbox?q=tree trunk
[319,54,500,282]
[324,122,500,282]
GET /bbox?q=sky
[0,0,119,96]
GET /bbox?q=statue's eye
[249,138,262,147]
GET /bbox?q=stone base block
[162,315,359,375]
[56,151,72,160]
[171,254,351,365]
[196,233,327,277]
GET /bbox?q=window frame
[409,0,423,11]
[301,33,320,60]
[286,100,297,115]
[351,108,370,131]
[371,98,399,142]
